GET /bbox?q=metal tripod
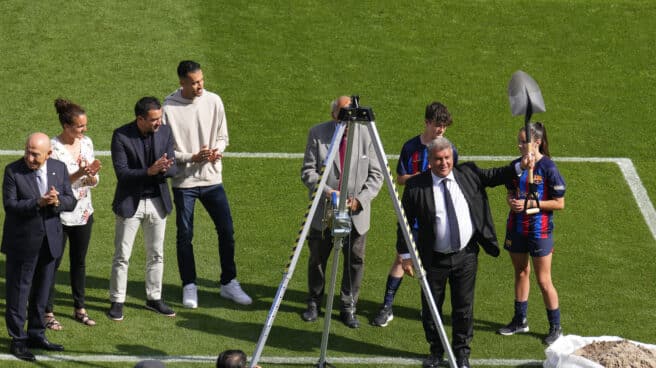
[250,99,457,368]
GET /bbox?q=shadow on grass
[0,254,519,323]
[175,309,415,357]
[473,316,548,344]
[0,258,547,357]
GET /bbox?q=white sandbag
[543,335,656,368]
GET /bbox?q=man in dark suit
[108,97,177,321]
[398,137,529,368]
[2,132,77,361]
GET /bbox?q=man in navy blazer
[397,137,528,368]
[2,132,77,361]
[108,97,177,321]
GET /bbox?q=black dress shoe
[10,341,36,361]
[422,352,443,368]
[301,302,319,322]
[27,337,64,351]
[456,356,470,368]
[339,311,359,328]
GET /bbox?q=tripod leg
[249,124,347,368]
[317,120,360,367]
[366,121,458,368]
[317,237,344,367]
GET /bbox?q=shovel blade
[508,70,546,117]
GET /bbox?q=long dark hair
[524,121,551,157]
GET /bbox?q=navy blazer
[397,162,516,265]
[111,121,177,218]
[2,158,77,260]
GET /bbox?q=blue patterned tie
[442,179,461,252]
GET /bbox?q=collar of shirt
[37,163,48,176]
[431,171,454,186]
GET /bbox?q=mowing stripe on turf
[1,150,654,240]
[0,353,543,365]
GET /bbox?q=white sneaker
[220,279,252,305]
[182,283,198,309]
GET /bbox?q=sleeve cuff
[514,162,522,175]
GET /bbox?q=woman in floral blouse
[45,98,101,329]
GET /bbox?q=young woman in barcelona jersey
[497,122,566,346]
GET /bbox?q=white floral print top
[50,135,98,226]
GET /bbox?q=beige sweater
[162,88,228,188]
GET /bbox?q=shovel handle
[525,167,540,215]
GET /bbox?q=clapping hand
[84,159,102,176]
[148,153,175,175]
[39,186,60,207]
[194,145,222,163]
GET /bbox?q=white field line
[2,150,654,240]
[0,353,543,366]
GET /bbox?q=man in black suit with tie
[108,96,177,321]
[398,137,529,368]
[2,132,77,361]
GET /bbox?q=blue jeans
[173,184,236,286]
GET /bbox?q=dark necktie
[442,179,461,252]
[339,130,347,170]
[338,130,347,190]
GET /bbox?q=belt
[433,239,476,256]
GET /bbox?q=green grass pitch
[1,1,655,367]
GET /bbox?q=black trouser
[5,239,56,341]
[307,228,367,311]
[421,241,478,360]
[47,215,94,311]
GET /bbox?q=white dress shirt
[432,171,473,253]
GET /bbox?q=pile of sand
[574,339,656,368]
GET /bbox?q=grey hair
[427,137,453,155]
[330,98,340,116]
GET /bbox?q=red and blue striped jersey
[506,156,566,238]
[396,135,459,177]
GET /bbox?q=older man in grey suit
[300,96,383,328]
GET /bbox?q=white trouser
[110,198,167,303]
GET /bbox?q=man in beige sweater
[162,60,251,308]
